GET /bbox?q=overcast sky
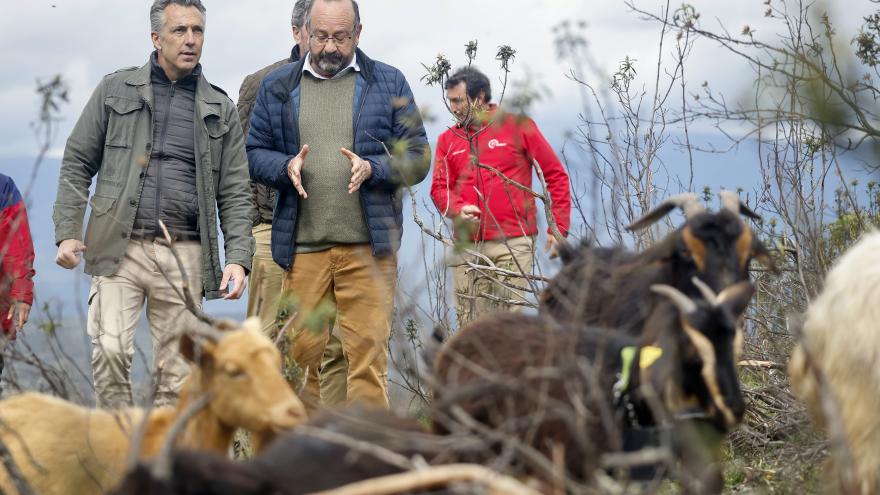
[0,0,872,160]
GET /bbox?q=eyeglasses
[309,33,353,47]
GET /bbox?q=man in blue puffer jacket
[247,0,430,412]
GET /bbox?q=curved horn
[651,284,697,315]
[719,190,761,221]
[626,193,705,231]
[691,277,718,305]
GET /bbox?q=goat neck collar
[613,345,662,428]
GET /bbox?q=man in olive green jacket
[52,0,254,407]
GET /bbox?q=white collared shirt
[302,52,361,80]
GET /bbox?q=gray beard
[314,52,348,76]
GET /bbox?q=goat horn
[626,193,705,231]
[718,190,761,221]
[691,277,719,305]
[651,284,697,315]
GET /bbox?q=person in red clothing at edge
[0,173,35,377]
[431,67,571,326]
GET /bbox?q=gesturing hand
[287,144,310,198]
[340,148,372,194]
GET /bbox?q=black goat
[432,279,754,493]
[541,191,774,340]
[112,408,431,495]
[111,408,519,495]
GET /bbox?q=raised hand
[287,144,310,198]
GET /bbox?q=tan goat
[0,317,306,495]
[789,231,880,494]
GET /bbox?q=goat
[111,407,539,495]
[788,231,880,494]
[0,317,306,495]
[433,279,754,492]
[541,191,774,341]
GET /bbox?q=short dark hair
[445,67,492,103]
[150,0,206,33]
[306,0,360,31]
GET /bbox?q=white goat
[789,231,880,494]
[0,317,306,495]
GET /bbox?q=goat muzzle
[269,400,307,431]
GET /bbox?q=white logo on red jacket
[488,139,508,149]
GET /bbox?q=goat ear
[627,203,678,231]
[179,332,217,368]
[557,237,582,265]
[717,281,755,318]
[627,193,704,231]
[241,316,262,334]
[751,238,779,274]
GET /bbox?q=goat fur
[432,312,641,483]
[789,231,880,494]
[434,282,753,493]
[0,318,306,495]
[112,408,462,495]
[541,208,771,342]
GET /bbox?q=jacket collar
[270,47,376,102]
[125,54,225,116]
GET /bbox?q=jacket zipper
[156,82,175,236]
[353,78,373,250]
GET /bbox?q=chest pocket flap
[205,115,229,139]
[104,96,143,148]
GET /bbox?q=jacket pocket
[104,96,143,148]
[205,115,229,174]
[89,195,117,217]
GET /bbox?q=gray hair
[150,0,207,33]
[305,0,360,31]
[291,0,313,28]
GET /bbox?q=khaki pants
[247,224,348,406]
[451,235,535,326]
[87,240,201,408]
[281,244,396,413]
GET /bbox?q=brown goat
[541,191,773,342]
[433,280,754,492]
[0,317,306,495]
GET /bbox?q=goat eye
[224,365,246,379]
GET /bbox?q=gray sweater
[295,71,369,252]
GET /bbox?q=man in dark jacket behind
[238,0,348,408]
[247,0,430,412]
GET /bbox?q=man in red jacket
[0,173,35,373]
[431,67,571,325]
